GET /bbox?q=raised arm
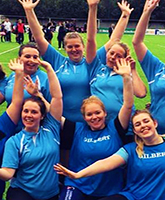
[18,0,48,55]
[104,0,134,51]
[54,154,125,179]
[114,58,133,129]
[127,55,147,98]
[6,59,24,124]
[38,59,62,121]
[86,0,100,64]
[132,0,160,61]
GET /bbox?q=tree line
[0,0,165,20]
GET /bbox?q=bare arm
[18,0,48,55]
[54,154,125,179]
[6,59,24,125]
[132,0,160,61]
[113,58,133,129]
[104,0,134,51]
[0,168,16,181]
[127,56,147,98]
[38,59,62,121]
[86,0,100,64]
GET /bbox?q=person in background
[57,22,66,50]
[0,59,62,200]
[0,21,6,42]
[55,109,165,200]
[0,59,24,200]
[4,18,12,42]
[108,23,115,38]
[16,19,25,44]
[132,0,164,133]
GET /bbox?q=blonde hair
[81,96,106,117]
[132,109,155,158]
[64,32,84,46]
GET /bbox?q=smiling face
[106,43,127,68]
[133,113,158,141]
[84,103,107,131]
[19,47,40,75]
[22,100,43,133]
[64,38,84,63]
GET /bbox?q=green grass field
[0,32,165,199]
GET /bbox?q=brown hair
[108,41,130,58]
[81,96,106,117]
[18,42,41,57]
[64,32,84,46]
[23,96,46,125]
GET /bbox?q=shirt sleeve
[42,44,66,71]
[96,46,107,65]
[114,147,129,163]
[140,50,165,82]
[2,137,19,169]
[0,111,16,140]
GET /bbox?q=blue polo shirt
[2,113,60,199]
[140,50,165,134]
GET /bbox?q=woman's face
[22,100,43,133]
[65,38,84,63]
[106,44,125,68]
[84,103,106,131]
[19,47,40,75]
[133,113,157,140]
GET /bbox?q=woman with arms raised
[0,59,24,200]
[55,108,165,200]
[132,0,164,133]
[0,59,62,200]
[17,0,136,122]
[57,56,134,200]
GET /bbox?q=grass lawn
[1,32,165,199]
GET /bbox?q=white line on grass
[0,46,20,56]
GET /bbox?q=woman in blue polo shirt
[132,0,164,133]
[18,0,138,122]
[0,59,24,200]
[0,59,62,200]
[55,109,165,200]
[56,55,134,200]
[86,0,146,122]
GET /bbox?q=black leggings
[99,194,128,200]
[7,187,59,200]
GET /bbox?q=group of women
[0,0,164,199]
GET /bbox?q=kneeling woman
[0,59,62,200]
[55,109,165,200]
[58,58,134,200]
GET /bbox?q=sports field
[0,32,165,115]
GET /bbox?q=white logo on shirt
[84,135,111,143]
